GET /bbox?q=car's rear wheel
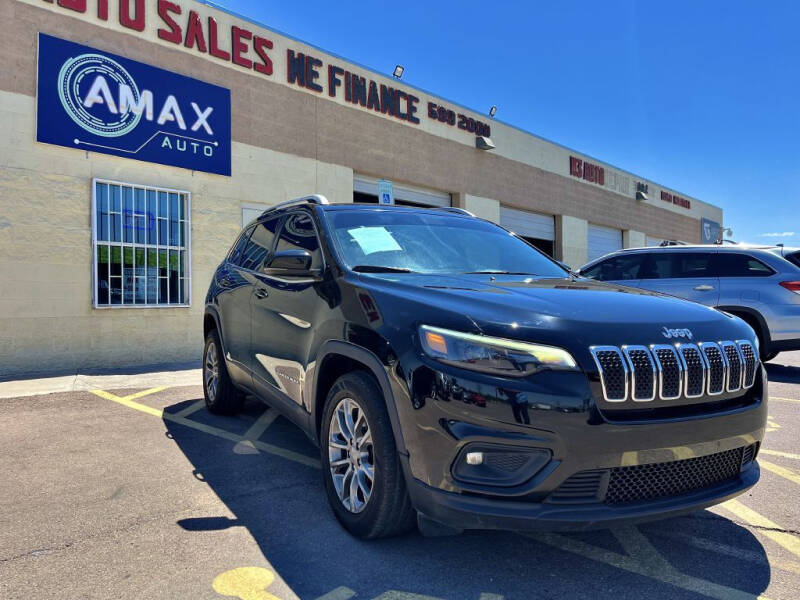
[321,371,415,539]
[203,329,243,415]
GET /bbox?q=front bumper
[405,458,759,531]
[391,359,767,531]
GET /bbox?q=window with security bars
[92,179,190,307]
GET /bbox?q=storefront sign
[377,179,394,205]
[36,33,232,175]
[701,217,721,244]
[569,156,605,186]
[661,190,691,210]
[33,1,490,141]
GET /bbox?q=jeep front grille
[591,340,758,403]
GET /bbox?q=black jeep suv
[203,195,766,539]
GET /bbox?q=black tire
[731,312,772,362]
[320,371,416,539]
[203,329,243,415]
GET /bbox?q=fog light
[452,445,552,487]
[466,451,484,465]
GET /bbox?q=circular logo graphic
[57,53,142,138]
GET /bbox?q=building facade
[0,0,724,376]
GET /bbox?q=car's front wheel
[203,329,243,415]
[321,372,415,539]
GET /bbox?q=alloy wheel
[328,397,374,513]
[204,341,219,402]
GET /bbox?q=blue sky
[218,0,798,245]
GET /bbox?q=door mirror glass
[264,249,314,275]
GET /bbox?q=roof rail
[436,207,475,217]
[266,194,329,213]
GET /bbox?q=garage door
[499,207,555,241]
[647,236,665,247]
[587,224,623,262]
[354,175,451,208]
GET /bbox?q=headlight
[419,325,578,377]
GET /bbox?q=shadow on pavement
[163,398,771,599]
[765,360,800,384]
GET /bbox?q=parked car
[204,196,766,539]
[578,245,800,361]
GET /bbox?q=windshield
[327,209,567,277]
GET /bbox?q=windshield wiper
[352,265,414,273]
[462,270,538,275]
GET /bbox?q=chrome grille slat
[720,341,743,392]
[699,342,726,396]
[622,345,656,402]
[737,340,758,388]
[591,340,759,404]
[678,344,706,398]
[590,346,628,402]
[651,344,683,400]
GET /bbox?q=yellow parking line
[90,390,320,469]
[124,386,169,401]
[173,399,207,418]
[770,396,800,403]
[760,459,800,486]
[243,408,280,442]
[92,389,163,418]
[761,449,800,461]
[527,531,773,600]
[652,529,800,576]
[721,500,800,560]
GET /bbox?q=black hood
[356,273,755,364]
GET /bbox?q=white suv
[578,245,800,361]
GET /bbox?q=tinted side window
[786,252,800,269]
[582,254,646,280]
[240,217,280,270]
[228,226,254,266]
[715,253,775,277]
[641,252,713,279]
[275,213,322,269]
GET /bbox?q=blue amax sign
[37,34,231,176]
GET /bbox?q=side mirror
[263,249,317,278]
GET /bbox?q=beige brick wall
[0,0,720,376]
[0,90,353,376]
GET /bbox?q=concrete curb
[0,367,201,399]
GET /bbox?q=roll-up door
[499,208,555,240]
[353,175,451,208]
[587,224,623,262]
[499,207,555,256]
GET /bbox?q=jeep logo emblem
[662,326,693,340]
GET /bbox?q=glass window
[328,209,566,276]
[640,252,713,279]
[240,217,281,271]
[275,213,323,269]
[93,180,190,307]
[582,254,646,281]
[228,226,254,266]
[786,251,800,269]
[715,253,775,277]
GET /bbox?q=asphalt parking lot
[2,356,799,600]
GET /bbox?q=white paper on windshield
[348,227,402,255]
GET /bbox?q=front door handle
[693,285,714,291]
[254,288,269,299]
